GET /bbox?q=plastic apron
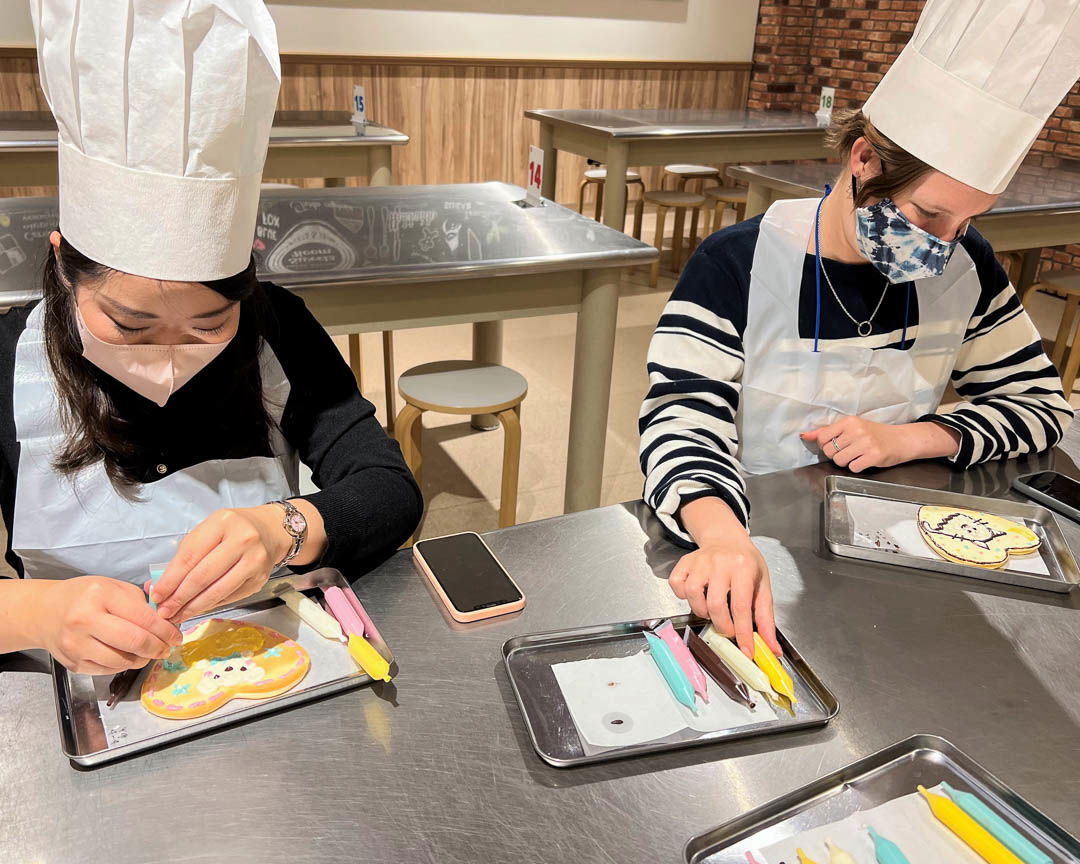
[11,303,300,583]
[737,197,980,475]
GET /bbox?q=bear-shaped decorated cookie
[917,506,1040,569]
[141,618,310,720]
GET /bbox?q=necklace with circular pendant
[820,257,888,339]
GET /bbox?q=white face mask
[76,305,233,407]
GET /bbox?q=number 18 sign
[526,145,544,206]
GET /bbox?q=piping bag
[643,631,696,711]
[322,586,392,683]
[274,584,345,642]
[111,563,172,707]
[940,782,1051,864]
[654,620,708,702]
[918,785,1024,864]
[825,840,856,864]
[685,627,756,709]
[753,633,796,704]
[796,849,821,864]
[699,624,777,699]
[866,826,911,864]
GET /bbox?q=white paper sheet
[552,650,775,749]
[756,784,988,864]
[849,497,1050,576]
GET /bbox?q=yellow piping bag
[918,786,1025,864]
[797,849,821,864]
[752,632,796,704]
[348,633,392,682]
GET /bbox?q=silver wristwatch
[270,499,308,568]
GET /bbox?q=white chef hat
[863,0,1080,194]
[31,0,280,281]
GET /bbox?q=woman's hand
[152,506,291,623]
[801,417,960,472]
[30,576,182,676]
[674,496,780,658]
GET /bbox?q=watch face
[286,511,307,534]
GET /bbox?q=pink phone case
[412,532,525,623]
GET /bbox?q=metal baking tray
[503,615,838,768]
[685,734,1080,862]
[825,476,1080,592]
[51,568,394,767]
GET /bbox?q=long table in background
[527,108,832,233]
[0,110,409,187]
[3,427,1079,861]
[0,182,656,513]
[731,161,1080,295]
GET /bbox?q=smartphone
[1012,471,1080,523]
[413,532,525,623]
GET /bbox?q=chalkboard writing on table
[0,182,647,304]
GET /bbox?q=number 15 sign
[526,145,544,206]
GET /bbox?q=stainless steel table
[0,182,657,513]
[526,108,832,231]
[731,161,1080,295]
[4,431,1080,862]
[0,110,409,187]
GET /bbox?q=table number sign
[526,145,544,206]
[352,85,367,125]
[816,86,835,123]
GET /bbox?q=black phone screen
[1024,471,1080,510]
[416,533,522,613]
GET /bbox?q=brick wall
[748,0,1080,276]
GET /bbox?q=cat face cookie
[141,618,310,720]
[917,506,1040,569]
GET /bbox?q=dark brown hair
[42,236,273,492]
[827,108,934,206]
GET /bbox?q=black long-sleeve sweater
[0,282,422,579]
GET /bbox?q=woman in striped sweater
[639,108,1073,657]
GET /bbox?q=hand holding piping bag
[699,624,778,700]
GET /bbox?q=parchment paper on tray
[756,783,984,864]
[849,496,1050,576]
[551,650,774,751]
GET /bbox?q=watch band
[270,499,307,568]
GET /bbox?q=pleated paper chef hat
[31,0,281,281]
[862,0,1080,195]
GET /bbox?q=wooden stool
[704,185,749,232]
[578,168,646,237]
[1042,269,1080,394]
[394,360,527,531]
[645,190,707,287]
[663,164,720,192]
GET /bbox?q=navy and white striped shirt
[639,217,1073,546]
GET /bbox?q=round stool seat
[583,168,642,181]
[705,185,748,204]
[663,164,720,178]
[260,182,300,189]
[398,360,528,415]
[644,190,707,207]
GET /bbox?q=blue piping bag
[866,826,911,864]
[644,631,696,711]
[941,782,1052,864]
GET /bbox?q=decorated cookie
[141,618,310,720]
[917,506,1040,569]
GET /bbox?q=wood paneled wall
[1,50,751,204]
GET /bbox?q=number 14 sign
[526,145,544,206]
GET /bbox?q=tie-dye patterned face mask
[853,177,962,283]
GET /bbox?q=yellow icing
[180,623,265,665]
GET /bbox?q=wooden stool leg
[394,403,423,481]
[594,181,604,222]
[1062,335,1080,396]
[348,333,363,391]
[1052,294,1080,367]
[578,179,589,214]
[496,405,522,528]
[632,196,644,240]
[382,331,396,436]
[677,176,689,192]
[650,205,667,288]
[671,206,686,274]
[688,207,701,261]
[709,202,724,235]
[734,201,746,223]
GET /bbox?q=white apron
[737,197,980,475]
[11,303,300,583]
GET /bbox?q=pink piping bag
[654,619,709,703]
